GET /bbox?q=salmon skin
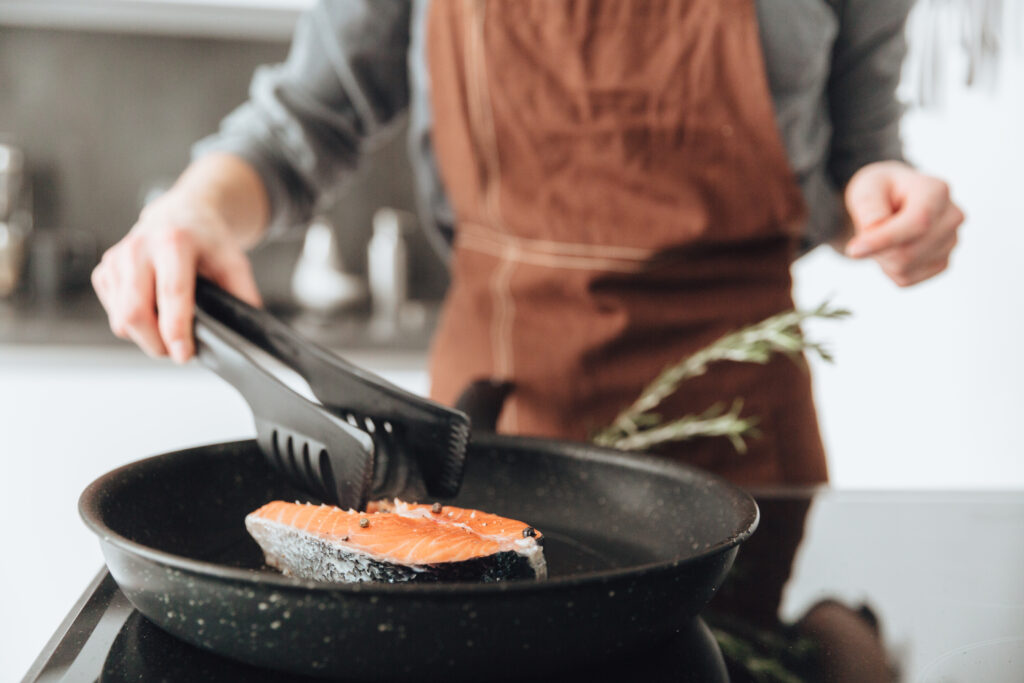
[245,499,547,583]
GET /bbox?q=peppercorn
[359,518,370,528]
[522,527,536,538]
[431,502,443,513]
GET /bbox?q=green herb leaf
[592,302,849,452]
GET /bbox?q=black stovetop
[25,490,1024,682]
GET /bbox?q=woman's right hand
[91,154,269,363]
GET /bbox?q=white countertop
[0,344,428,682]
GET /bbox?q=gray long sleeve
[760,0,912,251]
[826,0,911,189]
[192,0,412,237]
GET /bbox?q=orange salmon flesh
[245,500,547,583]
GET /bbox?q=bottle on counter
[291,216,366,314]
[367,207,411,330]
[0,141,31,298]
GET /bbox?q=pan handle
[454,379,514,433]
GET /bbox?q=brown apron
[425,0,828,486]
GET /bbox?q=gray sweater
[194,0,912,253]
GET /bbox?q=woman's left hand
[842,161,964,287]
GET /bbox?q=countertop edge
[0,0,307,41]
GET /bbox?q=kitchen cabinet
[0,0,315,40]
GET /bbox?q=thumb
[199,250,263,308]
[845,170,896,257]
[846,171,896,232]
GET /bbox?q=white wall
[794,29,1024,488]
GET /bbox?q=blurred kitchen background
[1,1,1022,680]
[0,0,450,344]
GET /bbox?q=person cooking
[92,0,963,488]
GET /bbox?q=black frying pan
[80,434,757,681]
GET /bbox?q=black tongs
[192,277,470,510]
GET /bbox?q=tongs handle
[193,278,470,498]
[193,284,376,508]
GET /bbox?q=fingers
[91,183,263,362]
[201,250,262,308]
[93,228,260,362]
[842,163,964,287]
[844,167,897,234]
[875,234,955,287]
[846,177,952,258]
[91,252,116,315]
[874,209,961,287]
[154,229,198,363]
[886,251,951,288]
[114,245,167,357]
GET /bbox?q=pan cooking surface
[533,528,638,574]
[89,437,750,586]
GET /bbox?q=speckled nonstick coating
[80,435,757,681]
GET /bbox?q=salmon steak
[245,499,547,583]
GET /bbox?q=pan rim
[80,438,759,596]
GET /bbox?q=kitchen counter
[0,290,439,352]
[0,291,124,346]
[21,489,1024,681]
[0,343,429,682]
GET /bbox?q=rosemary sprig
[710,625,819,683]
[602,400,760,453]
[592,302,849,451]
